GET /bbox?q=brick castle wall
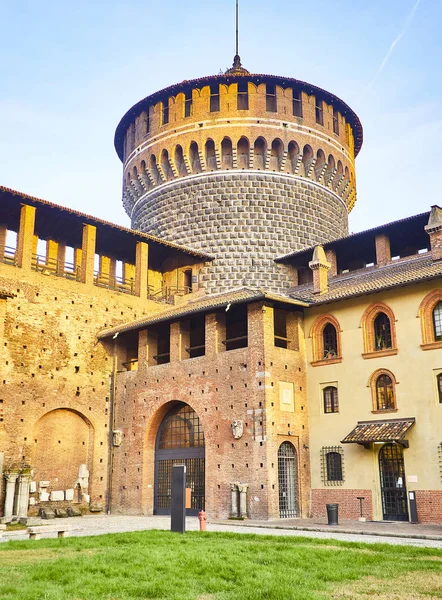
[132,172,348,294]
[311,489,373,520]
[415,490,442,524]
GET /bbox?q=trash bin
[326,503,339,525]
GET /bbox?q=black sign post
[171,464,186,533]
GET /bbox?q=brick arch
[360,302,397,358]
[418,289,442,348]
[31,408,94,491]
[368,368,398,412]
[310,313,342,365]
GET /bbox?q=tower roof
[114,72,363,161]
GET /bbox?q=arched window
[174,145,187,177]
[418,290,442,348]
[253,137,266,170]
[374,312,392,350]
[270,139,283,171]
[302,144,313,177]
[310,314,342,364]
[376,374,394,411]
[205,139,217,171]
[237,137,249,169]
[361,303,397,357]
[149,154,161,186]
[369,369,397,412]
[189,142,201,174]
[158,404,204,449]
[287,141,300,174]
[323,386,339,413]
[322,323,337,358]
[221,137,233,169]
[161,149,173,181]
[433,302,442,341]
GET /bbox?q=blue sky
[0,0,441,234]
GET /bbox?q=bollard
[198,510,207,532]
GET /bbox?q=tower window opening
[292,89,303,117]
[224,304,248,351]
[205,139,217,171]
[333,109,339,135]
[221,137,233,169]
[274,308,289,349]
[162,100,169,125]
[184,90,192,117]
[188,315,206,359]
[152,323,170,365]
[210,84,220,112]
[237,81,249,110]
[315,97,324,126]
[266,83,277,112]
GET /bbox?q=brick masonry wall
[415,490,442,524]
[132,171,349,294]
[0,262,159,515]
[311,489,373,520]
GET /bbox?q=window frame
[418,290,442,350]
[369,368,398,413]
[361,302,398,359]
[323,386,339,414]
[321,446,344,485]
[310,313,342,366]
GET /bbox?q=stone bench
[27,525,71,540]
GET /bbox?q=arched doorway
[154,403,205,516]
[379,444,409,521]
[278,441,298,518]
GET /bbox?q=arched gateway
[154,403,205,516]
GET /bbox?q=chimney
[375,234,391,266]
[309,245,331,294]
[425,205,442,261]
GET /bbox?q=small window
[210,84,220,112]
[323,386,339,413]
[376,374,395,410]
[292,89,302,117]
[274,308,288,349]
[437,373,442,403]
[315,98,324,126]
[321,446,344,485]
[433,302,442,341]
[184,90,192,118]
[323,323,337,358]
[333,109,339,135]
[374,312,392,350]
[237,81,249,110]
[162,101,169,125]
[224,304,248,350]
[266,84,277,112]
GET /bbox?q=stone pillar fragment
[80,224,96,285]
[16,204,36,270]
[238,483,249,518]
[135,242,149,299]
[17,474,31,518]
[230,482,239,517]
[4,473,18,518]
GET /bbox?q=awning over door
[341,417,415,448]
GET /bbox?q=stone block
[39,491,50,502]
[66,506,82,517]
[39,481,50,488]
[29,481,37,493]
[50,491,65,501]
[65,489,75,501]
[55,508,68,518]
[41,509,56,520]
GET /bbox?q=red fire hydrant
[198,510,207,532]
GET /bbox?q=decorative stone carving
[113,429,123,447]
[231,420,244,440]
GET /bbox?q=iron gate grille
[278,442,298,518]
[379,444,409,521]
[155,457,205,515]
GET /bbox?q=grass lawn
[0,530,441,600]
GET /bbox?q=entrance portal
[379,443,409,521]
[278,441,298,518]
[154,403,205,516]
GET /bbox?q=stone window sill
[421,341,442,351]
[311,357,342,367]
[371,408,398,414]
[362,348,398,360]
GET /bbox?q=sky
[0,0,441,235]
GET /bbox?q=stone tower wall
[132,171,348,293]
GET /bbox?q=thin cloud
[363,0,423,94]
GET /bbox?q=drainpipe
[106,334,118,514]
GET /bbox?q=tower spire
[225,0,250,75]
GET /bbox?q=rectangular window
[154,323,170,365]
[274,308,288,349]
[323,386,339,413]
[184,91,192,118]
[162,101,169,125]
[224,304,248,350]
[333,109,339,135]
[210,84,220,112]
[292,89,303,117]
[188,316,206,359]
[237,81,249,110]
[315,98,324,126]
[266,84,277,112]
[321,446,344,485]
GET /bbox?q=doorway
[154,403,205,516]
[379,443,409,521]
[278,441,298,518]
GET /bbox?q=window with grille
[321,446,344,485]
[158,404,205,450]
[374,312,392,349]
[433,302,442,341]
[323,386,339,413]
[323,323,338,357]
[376,374,395,410]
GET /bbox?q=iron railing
[0,245,17,265]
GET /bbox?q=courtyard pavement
[1,514,442,548]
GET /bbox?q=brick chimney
[425,205,442,260]
[309,245,331,294]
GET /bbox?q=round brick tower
[114,56,363,293]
